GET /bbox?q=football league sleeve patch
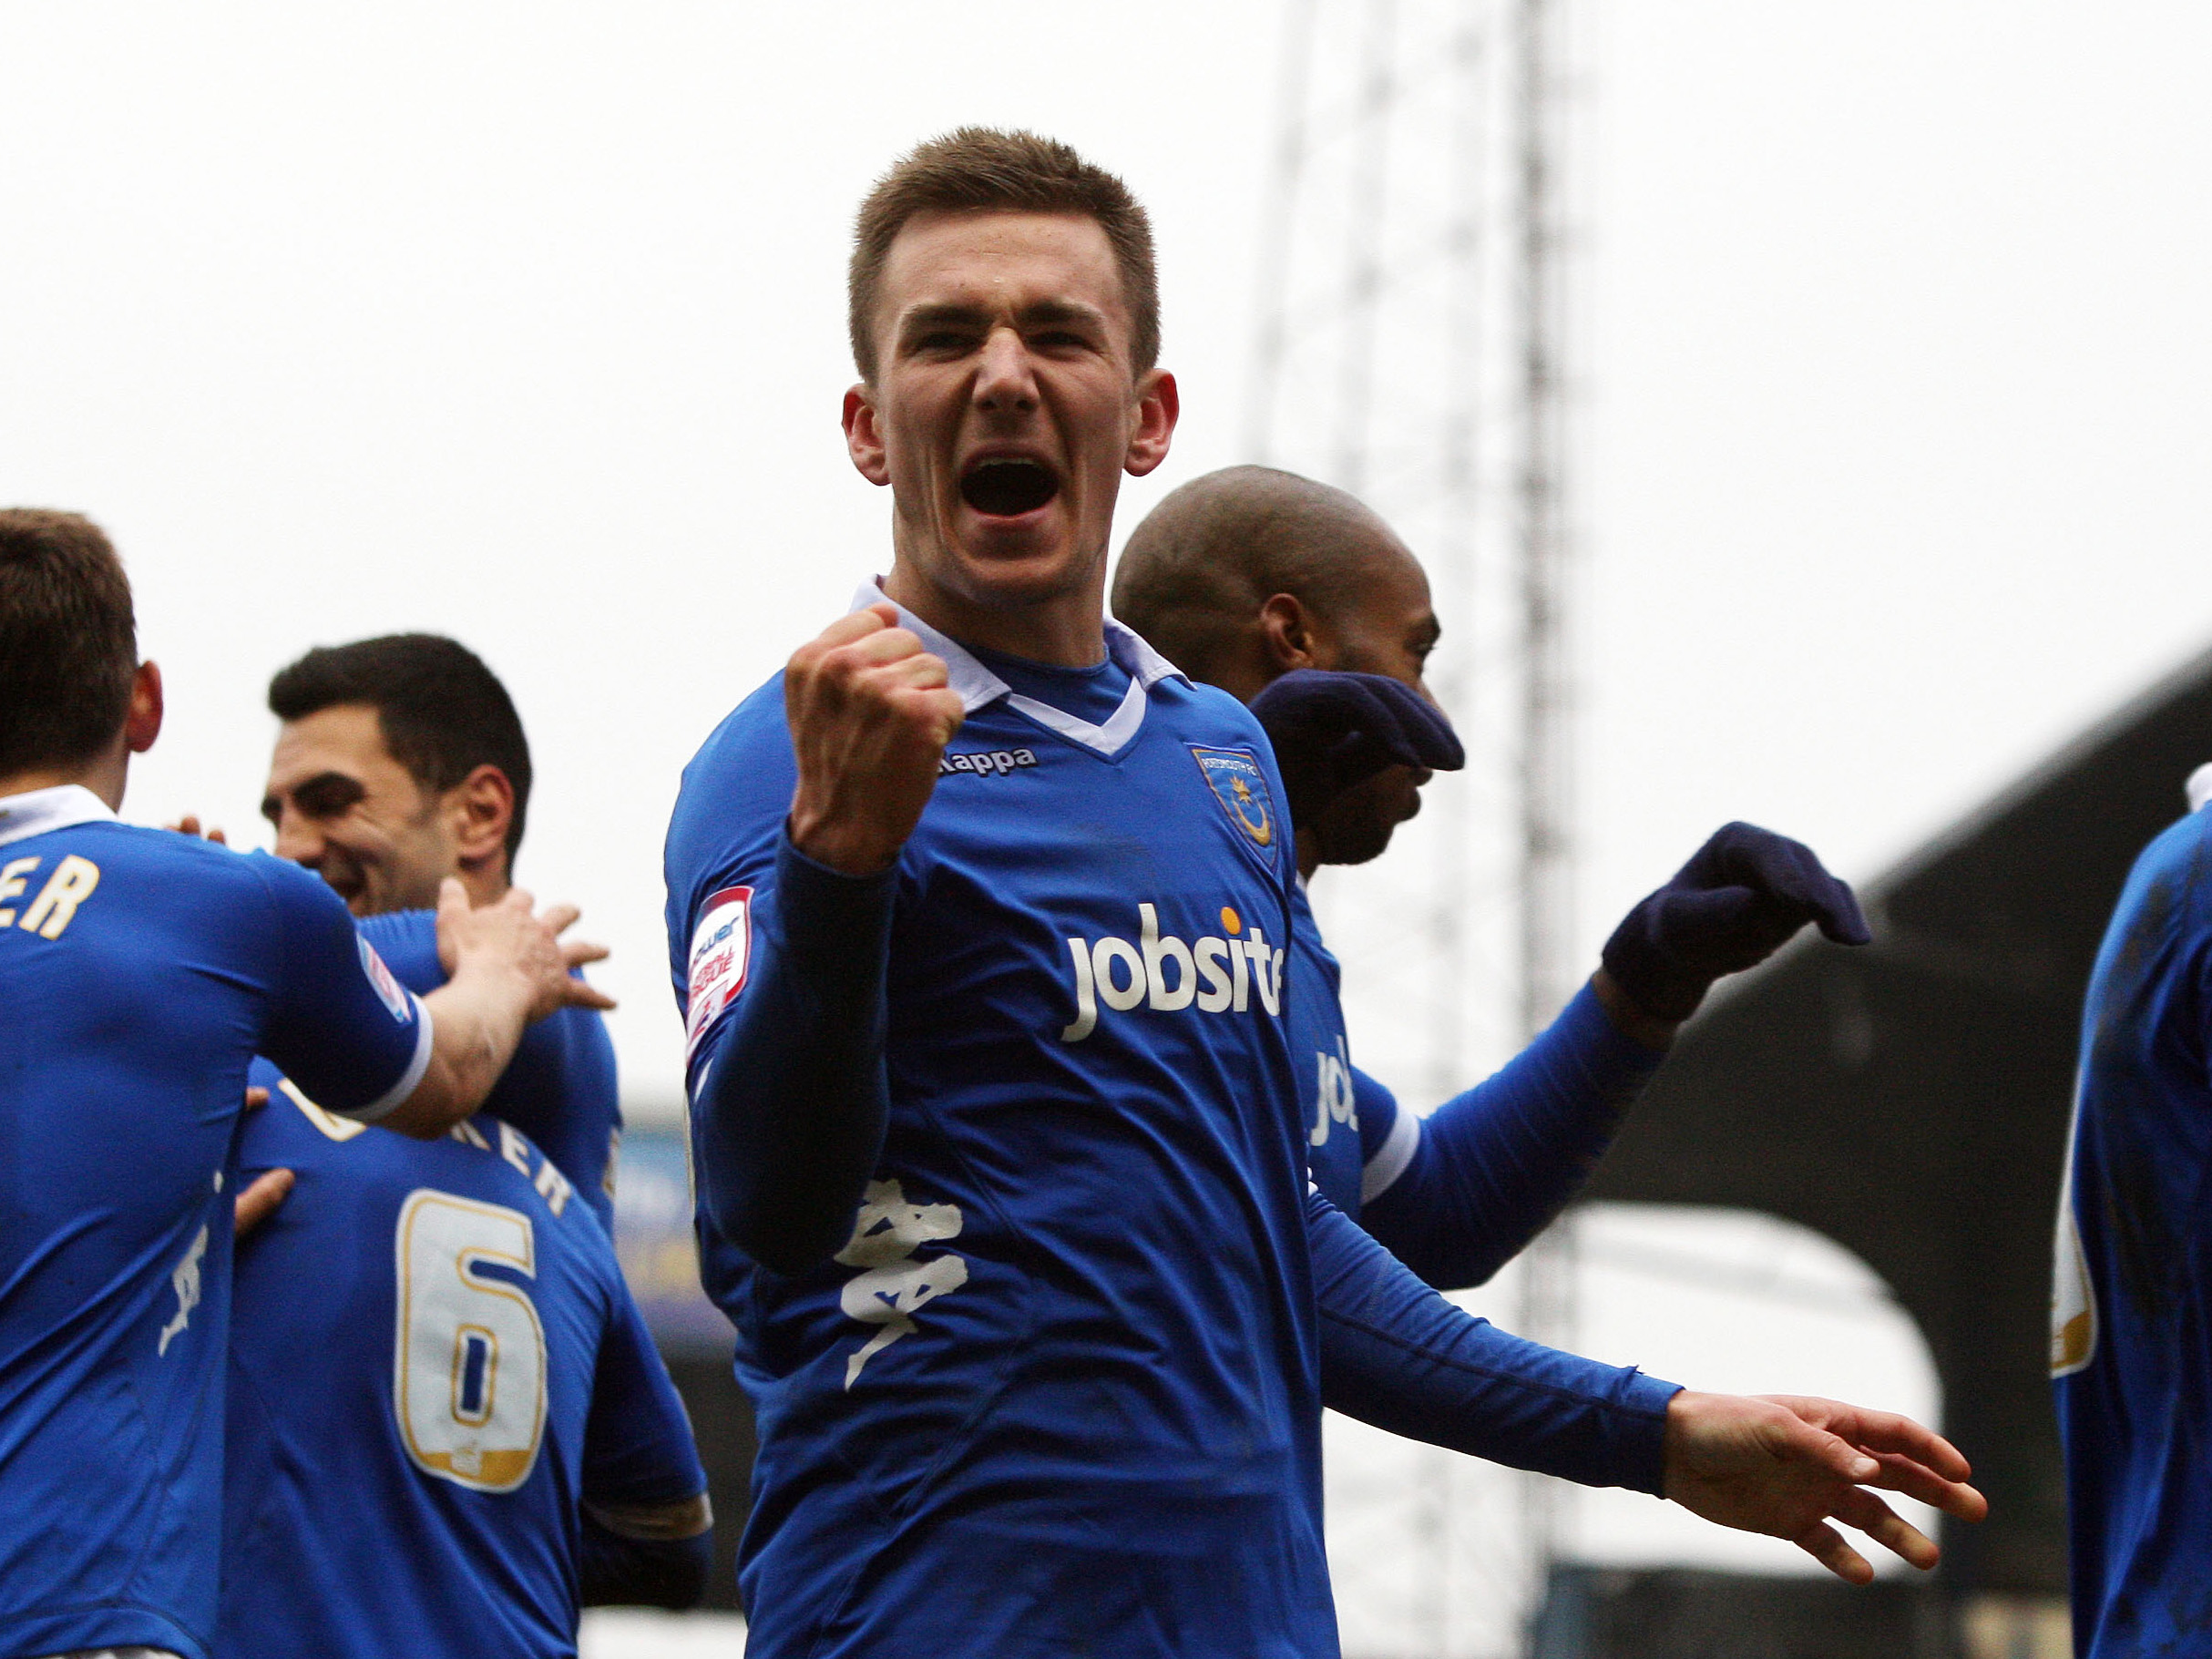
[684,886,753,1064]
[254,855,433,1121]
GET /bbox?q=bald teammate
[1115,465,1870,1284]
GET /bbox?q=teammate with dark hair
[256,632,619,1217]
[209,630,703,1654]
[1115,466,1870,1278]
[665,130,1984,1659]
[0,509,599,1659]
[265,632,535,905]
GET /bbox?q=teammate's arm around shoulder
[259,860,604,1138]
[391,880,614,1138]
[785,602,966,875]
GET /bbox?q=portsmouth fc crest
[1189,746,1276,849]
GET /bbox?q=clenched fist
[786,604,968,876]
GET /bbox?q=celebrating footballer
[664,128,1985,1659]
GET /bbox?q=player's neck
[0,744,128,812]
[455,862,510,910]
[882,563,1109,669]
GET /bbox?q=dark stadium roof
[1582,640,2212,1596]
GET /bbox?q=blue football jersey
[0,785,429,1659]
[219,1078,705,1658]
[1290,876,1660,1291]
[1290,879,1419,1215]
[356,908,622,1228]
[2055,803,2212,1655]
[666,596,1335,1658]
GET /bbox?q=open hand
[785,603,967,876]
[1601,823,1869,1022]
[435,879,615,1021]
[167,814,229,845]
[1663,1390,1986,1583]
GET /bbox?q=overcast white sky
[5,4,2207,1110]
[11,2,2205,1113]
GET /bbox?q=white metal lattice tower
[1246,1,1584,1653]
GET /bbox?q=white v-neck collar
[0,783,116,850]
[846,579,1184,759]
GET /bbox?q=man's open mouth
[959,457,1060,518]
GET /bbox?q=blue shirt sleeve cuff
[774,829,898,959]
[1616,1369,1685,1497]
[1556,979,1670,1081]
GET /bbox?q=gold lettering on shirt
[16,855,99,938]
[0,856,40,927]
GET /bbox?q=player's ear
[448,763,515,871]
[1123,369,1178,477]
[125,661,164,754]
[844,384,890,486]
[1256,594,1319,672]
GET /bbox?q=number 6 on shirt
[394,1190,548,1492]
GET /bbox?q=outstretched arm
[1312,1188,1677,1490]
[1308,1193,1985,1580]
[1356,822,1869,1285]
[259,863,606,1138]
[1356,984,1662,1288]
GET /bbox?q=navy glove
[1601,822,1871,1022]
[1248,671,1465,815]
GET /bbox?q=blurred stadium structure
[1244,0,1590,1648]
[1579,640,2212,1657]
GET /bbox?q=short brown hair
[848,127,1160,383]
[0,509,138,776]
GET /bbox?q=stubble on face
[261,704,457,916]
[1298,539,1445,871]
[851,210,1173,658]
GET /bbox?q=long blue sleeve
[690,834,896,1275]
[1310,1189,1678,1493]
[1359,982,1664,1289]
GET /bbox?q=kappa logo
[1060,902,1285,1043]
[684,886,753,1059]
[939,746,1039,778]
[835,1180,969,1389]
[1190,746,1275,849]
[158,1224,210,1357]
[358,938,414,1023]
